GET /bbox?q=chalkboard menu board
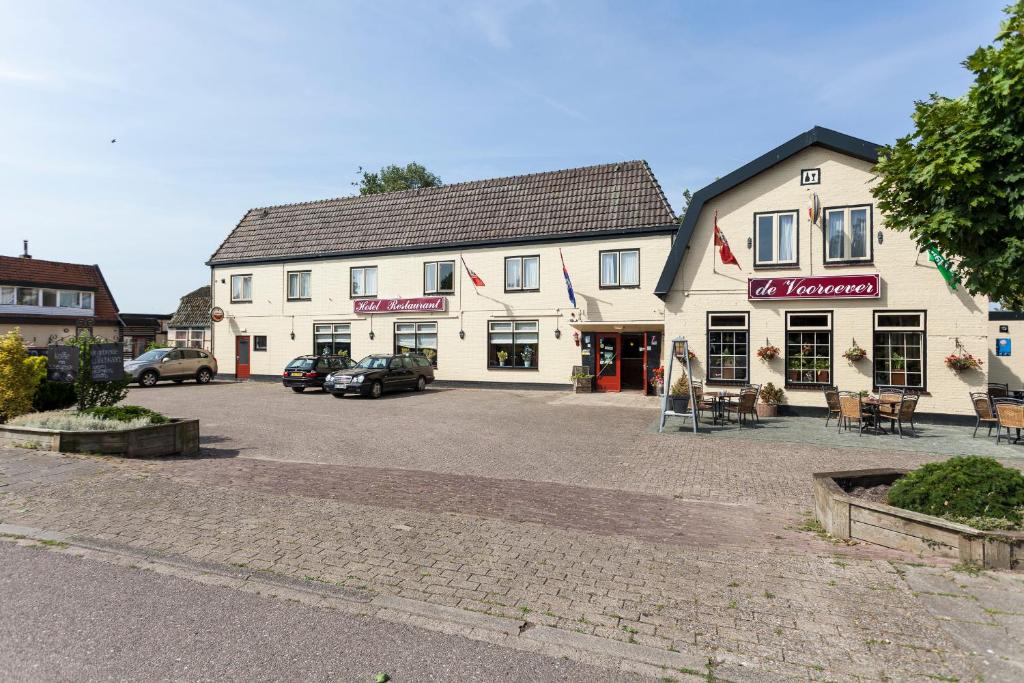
[90,343,124,381]
[47,345,80,383]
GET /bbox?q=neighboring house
[168,285,212,351]
[0,248,121,349]
[989,310,1024,390]
[207,161,677,389]
[120,313,171,359]
[655,126,989,417]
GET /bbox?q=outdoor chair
[878,393,920,438]
[994,398,1024,445]
[727,387,759,425]
[989,382,1009,399]
[838,391,869,435]
[823,387,841,428]
[970,392,998,438]
[876,387,905,419]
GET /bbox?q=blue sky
[0,0,1008,312]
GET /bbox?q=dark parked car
[282,355,356,392]
[325,353,434,399]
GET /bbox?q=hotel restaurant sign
[353,297,447,314]
[748,274,880,301]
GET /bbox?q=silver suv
[124,347,218,387]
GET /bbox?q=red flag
[713,211,740,268]
[461,255,485,287]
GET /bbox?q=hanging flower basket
[843,346,868,363]
[945,352,982,373]
[756,345,781,362]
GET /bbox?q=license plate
[290,372,303,377]
[336,384,348,390]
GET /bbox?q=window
[873,311,925,389]
[504,256,539,292]
[707,312,749,383]
[17,287,39,306]
[59,290,79,307]
[82,292,93,309]
[0,286,14,305]
[599,250,640,288]
[287,271,311,300]
[825,205,872,263]
[350,266,378,298]
[488,320,539,369]
[231,275,252,302]
[395,322,438,366]
[785,312,832,386]
[754,211,798,266]
[314,323,351,357]
[424,261,455,295]
[172,328,208,350]
[41,289,57,307]
[254,335,268,351]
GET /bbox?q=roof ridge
[0,254,102,270]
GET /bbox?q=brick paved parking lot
[2,382,1024,681]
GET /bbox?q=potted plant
[651,366,665,395]
[757,382,785,417]
[890,353,906,386]
[422,348,436,365]
[496,349,508,367]
[571,371,594,393]
[521,346,534,368]
[787,354,803,384]
[669,371,691,414]
[945,341,983,374]
[815,358,830,384]
[843,343,867,363]
[756,344,780,362]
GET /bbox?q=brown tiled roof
[209,161,676,265]
[168,285,211,329]
[0,255,120,323]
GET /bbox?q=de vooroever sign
[353,297,447,314]
[748,274,880,300]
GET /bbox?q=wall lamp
[369,330,375,340]
[877,230,884,244]
[459,330,465,340]
[554,328,561,339]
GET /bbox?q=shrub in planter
[669,373,691,413]
[64,334,130,409]
[33,380,77,412]
[756,383,785,417]
[888,456,1024,524]
[79,405,169,425]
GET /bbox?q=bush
[0,329,42,423]
[64,334,130,409]
[79,405,168,425]
[33,380,78,412]
[888,456,1024,524]
[10,412,154,432]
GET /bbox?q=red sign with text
[748,274,880,300]
[353,297,447,313]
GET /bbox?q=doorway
[620,333,645,390]
[235,335,251,380]
[594,333,621,392]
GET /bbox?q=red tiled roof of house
[0,255,120,323]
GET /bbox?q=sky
[0,0,1009,312]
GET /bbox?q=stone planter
[755,403,778,418]
[814,468,1024,569]
[0,418,200,458]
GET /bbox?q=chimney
[21,240,31,259]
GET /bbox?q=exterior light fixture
[554,328,561,339]
[459,329,465,340]
[747,237,752,249]
[290,331,295,340]
[877,230,884,244]
[369,330,375,340]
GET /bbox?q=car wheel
[370,380,383,399]
[140,370,158,387]
[416,376,426,392]
[196,368,212,384]
[291,386,305,393]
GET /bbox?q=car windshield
[355,356,390,370]
[286,358,316,371]
[133,349,170,363]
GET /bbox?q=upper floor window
[1,286,94,309]
[287,271,311,300]
[600,249,640,288]
[504,256,539,292]
[825,205,872,264]
[350,266,378,298]
[424,261,455,295]
[231,275,252,302]
[754,211,798,266]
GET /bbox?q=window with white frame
[314,323,351,357]
[504,256,539,292]
[287,271,311,300]
[395,322,438,366]
[1,286,94,309]
[873,311,925,389]
[172,328,208,350]
[350,266,378,298]
[754,211,798,266]
[424,261,455,295]
[599,250,640,288]
[231,275,252,302]
[17,287,39,305]
[0,286,14,305]
[786,312,832,386]
[707,312,749,383]
[488,320,539,369]
[825,206,871,263]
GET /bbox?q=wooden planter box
[0,418,200,458]
[814,468,1024,569]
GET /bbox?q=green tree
[872,1,1024,309]
[0,329,42,422]
[356,162,442,195]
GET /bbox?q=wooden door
[595,333,621,392]
[235,336,251,380]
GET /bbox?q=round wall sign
[211,306,225,322]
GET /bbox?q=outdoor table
[708,392,741,425]
[863,396,901,434]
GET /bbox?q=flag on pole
[713,211,740,268]
[927,244,957,290]
[461,255,485,287]
[559,248,577,307]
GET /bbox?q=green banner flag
[927,245,957,290]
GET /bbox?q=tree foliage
[872,1,1024,309]
[0,329,42,423]
[64,334,130,409]
[356,162,442,195]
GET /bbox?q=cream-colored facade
[210,233,672,386]
[3,322,120,348]
[661,144,989,416]
[989,315,1024,389]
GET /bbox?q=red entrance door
[595,333,621,392]
[235,335,251,380]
